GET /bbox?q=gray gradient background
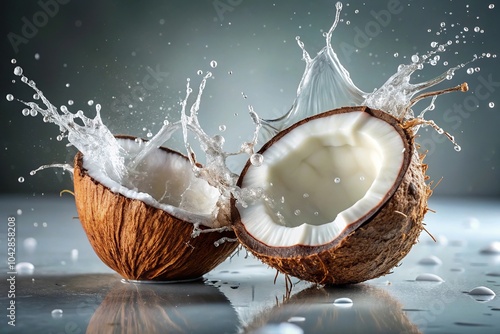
[1,0,499,197]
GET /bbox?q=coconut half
[74,136,238,281]
[232,106,430,285]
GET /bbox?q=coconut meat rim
[237,110,406,247]
[81,137,220,226]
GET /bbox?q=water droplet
[480,241,500,254]
[333,297,353,307]
[463,27,469,32]
[354,9,359,14]
[469,286,496,296]
[489,102,495,108]
[17,209,22,215]
[411,54,419,63]
[393,52,399,58]
[13,66,23,76]
[16,262,35,275]
[294,209,301,216]
[42,222,48,228]
[68,100,74,105]
[302,193,309,198]
[359,176,365,181]
[288,316,306,322]
[146,132,153,138]
[11,58,17,64]
[34,53,40,60]
[218,124,226,132]
[210,60,217,68]
[33,93,39,100]
[454,145,461,152]
[440,22,446,28]
[334,177,341,184]
[466,68,474,75]
[250,153,264,166]
[464,217,480,229]
[51,309,63,319]
[23,238,37,252]
[18,177,24,183]
[197,70,203,75]
[33,222,38,227]
[65,83,70,88]
[87,100,94,106]
[415,273,444,282]
[314,211,319,216]
[6,94,14,101]
[430,41,438,48]
[474,26,480,32]
[418,255,443,266]
[71,249,79,262]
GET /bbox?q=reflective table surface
[1,195,499,333]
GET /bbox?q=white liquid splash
[7,1,489,228]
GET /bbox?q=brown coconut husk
[73,136,238,281]
[232,106,431,285]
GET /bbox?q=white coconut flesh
[82,137,221,226]
[237,110,407,247]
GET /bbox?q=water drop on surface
[16,262,35,275]
[18,177,24,183]
[489,4,495,9]
[210,60,217,68]
[87,100,94,106]
[415,273,444,282]
[334,177,341,184]
[6,94,14,101]
[489,102,495,108]
[418,255,443,266]
[218,124,226,132]
[469,286,496,296]
[466,68,474,75]
[250,153,264,166]
[51,309,63,319]
[197,70,203,75]
[21,108,29,116]
[480,241,500,254]
[11,58,17,64]
[333,297,353,307]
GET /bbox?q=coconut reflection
[245,284,421,334]
[86,280,239,334]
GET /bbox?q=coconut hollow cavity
[74,136,238,281]
[231,106,431,285]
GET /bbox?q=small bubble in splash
[16,262,35,275]
[489,4,495,9]
[68,100,74,105]
[466,68,474,75]
[489,102,495,108]
[250,153,264,166]
[13,66,23,76]
[440,22,446,28]
[87,100,94,106]
[6,94,14,101]
[334,177,341,184]
[18,176,25,183]
[210,60,217,68]
[197,70,203,75]
[218,124,226,132]
[474,26,480,33]
[411,54,419,63]
[454,145,461,152]
[11,58,17,64]
[393,52,398,58]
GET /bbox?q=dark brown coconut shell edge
[74,135,238,281]
[231,106,431,284]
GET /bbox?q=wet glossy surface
[1,195,499,333]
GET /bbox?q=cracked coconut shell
[73,137,238,281]
[231,106,431,285]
